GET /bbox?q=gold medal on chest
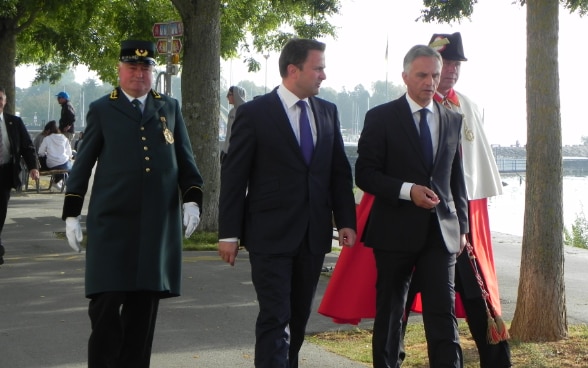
[161,117,174,144]
[462,115,475,142]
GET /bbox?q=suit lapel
[308,97,323,155]
[267,90,308,164]
[398,96,428,169]
[434,101,450,171]
[142,94,165,126]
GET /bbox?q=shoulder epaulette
[151,89,162,99]
[109,89,119,100]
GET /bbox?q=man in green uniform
[62,40,204,368]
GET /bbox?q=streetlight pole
[263,54,270,93]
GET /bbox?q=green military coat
[63,88,203,298]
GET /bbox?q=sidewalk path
[1,189,587,367]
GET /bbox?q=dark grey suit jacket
[355,94,469,254]
[219,88,356,255]
[3,113,38,189]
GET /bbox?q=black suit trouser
[88,291,160,368]
[372,216,462,368]
[249,238,325,368]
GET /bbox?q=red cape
[318,193,503,324]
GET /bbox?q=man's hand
[65,216,83,253]
[338,227,357,247]
[459,234,468,256]
[29,169,40,181]
[410,184,440,209]
[183,202,200,238]
[218,241,239,266]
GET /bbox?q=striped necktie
[132,99,143,116]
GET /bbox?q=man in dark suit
[355,45,469,368]
[218,38,357,368]
[62,40,203,367]
[0,87,40,266]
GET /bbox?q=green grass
[55,231,219,251]
[183,231,218,250]
[308,323,588,367]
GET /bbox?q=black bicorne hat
[119,40,156,65]
[428,32,468,61]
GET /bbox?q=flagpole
[385,35,389,100]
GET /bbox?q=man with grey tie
[218,38,357,368]
[0,87,39,266]
[355,45,469,367]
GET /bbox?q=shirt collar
[278,84,308,109]
[406,93,434,115]
[121,89,148,105]
[435,88,460,107]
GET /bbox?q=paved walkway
[1,186,587,367]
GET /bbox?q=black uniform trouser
[0,163,14,254]
[88,291,160,368]
[401,251,512,368]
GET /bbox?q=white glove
[183,202,200,238]
[65,216,83,253]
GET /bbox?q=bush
[564,210,588,249]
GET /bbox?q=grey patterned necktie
[132,99,142,116]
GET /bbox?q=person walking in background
[220,85,247,163]
[56,91,76,145]
[218,38,357,368]
[355,45,468,368]
[416,32,511,367]
[62,40,203,367]
[37,120,72,191]
[0,87,40,266]
[74,131,84,151]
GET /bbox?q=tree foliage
[1,0,342,231]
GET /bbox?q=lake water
[488,174,587,236]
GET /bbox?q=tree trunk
[510,0,567,341]
[173,0,221,232]
[0,20,18,114]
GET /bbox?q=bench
[31,169,69,193]
[20,157,69,193]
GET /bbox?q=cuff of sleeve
[400,182,414,201]
[182,186,203,212]
[62,194,84,220]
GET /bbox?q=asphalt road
[1,188,587,367]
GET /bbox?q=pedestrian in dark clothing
[56,91,76,145]
[0,87,40,265]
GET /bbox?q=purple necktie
[297,100,314,165]
[419,108,433,171]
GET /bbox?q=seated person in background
[34,122,52,169]
[38,120,73,191]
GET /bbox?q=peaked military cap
[119,40,156,65]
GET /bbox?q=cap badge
[135,49,149,57]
